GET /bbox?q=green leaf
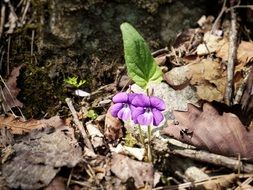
[64,76,86,88]
[120,22,162,89]
[87,109,98,120]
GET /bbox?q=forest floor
[0,1,253,190]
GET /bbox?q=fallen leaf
[2,65,24,112]
[2,126,82,189]
[104,109,123,142]
[162,103,253,162]
[110,154,154,188]
[0,115,65,134]
[164,59,227,101]
[196,31,226,55]
[197,32,253,66]
[202,173,237,190]
[217,41,253,65]
[154,55,168,66]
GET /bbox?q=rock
[2,127,82,190]
[132,82,199,124]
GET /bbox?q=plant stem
[147,125,152,162]
[137,125,145,148]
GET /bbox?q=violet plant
[111,23,165,162]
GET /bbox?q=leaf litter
[1,6,253,190]
[162,103,253,162]
[1,65,24,112]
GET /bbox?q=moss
[17,66,60,118]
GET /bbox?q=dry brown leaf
[217,41,253,65]
[154,55,167,66]
[202,174,237,190]
[110,154,154,189]
[0,115,65,134]
[164,59,227,101]
[2,65,24,111]
[196,32,227,55]
[162,103,253,162]
[104,109,123,141]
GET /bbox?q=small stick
[0,2,6,38]
[227,5,253,11]
[65,98,94,152]
[66,168,73,188]
[153,173,253,190]
[233,71,249,104]
[21,0,31,24]
[30,29,35,64]
[7,36,11,75]
[152,47,168,57]
[235,176,253,190]
[171,148,253,173]
[211,0,227,33]
[0,49,5,73]
[225,3,238,105]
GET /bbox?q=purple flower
[110,92,137,121]
[131,94,165,126]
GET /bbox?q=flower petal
[150,96,165,111]
[110,103,123,117]
[131,94,150,107]
[137,111,153,126]
[152,108,164,126]
[131,106,145,124]
[128,93,140,103]
[112,92,128,103]
[117,105,131,121]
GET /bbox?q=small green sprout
[64,76,86,88]
[87,109,98,120]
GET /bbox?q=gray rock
[2,127,82,190]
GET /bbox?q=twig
[211,0,227,33]
[235,176,253,190]
[152,47,168,57]
[31,29,35,64]
[66,168,73,189]
[0,2,6,38]
[0,49,5,73]
[65,98,94,153]
[69,180,100,190]
[153,173,253,190]
[21,0,31,24]
[233,71,250,104]
[7,36,11,75]
[227,5,253,11]
[171,148,253,173]
[225,2,238,105]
